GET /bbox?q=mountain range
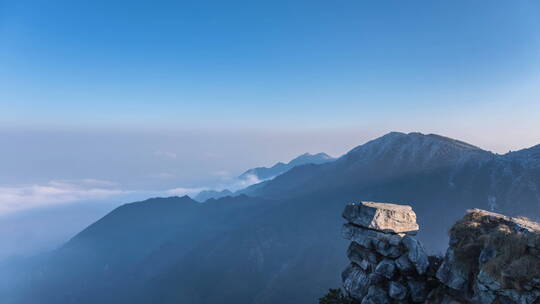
[193,152,335,201]
[193,189,234,202]
[3,132,540,304]
[238,152,335,181]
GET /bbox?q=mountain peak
[288,152,334,166]
[344,132,490,169]
[355,132,484,152]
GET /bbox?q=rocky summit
[340,202,540,304]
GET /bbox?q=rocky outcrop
[341,202,437,303]
[431,209,540,304]
[340,202,540,304]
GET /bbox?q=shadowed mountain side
[132,193,350,304]
[9,194,349,304]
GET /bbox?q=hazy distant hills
[238,152,335,181]
[193,152,335,201]
[6,132,540,304]
[193,189,233,202]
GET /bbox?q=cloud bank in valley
[0,179,127,216]
[0,178,257,217]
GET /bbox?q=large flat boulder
[343,202,419,234]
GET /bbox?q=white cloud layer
[0,180,127,216]
[169,173,265,200]
[235,173,263,189]
[165,187,206,196]
[0,173,267,216]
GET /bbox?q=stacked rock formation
[341,202,438,304]
[340,202,540,304]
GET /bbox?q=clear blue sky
[1,1,540,214]
[2,0,539,129]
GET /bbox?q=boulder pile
[340,203,540,304]
[341,202,439,304]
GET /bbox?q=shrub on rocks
[319,288,356,304]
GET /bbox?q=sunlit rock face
[342,202,419,234]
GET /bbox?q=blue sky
[2,0,539,128]
[1,0,540,214]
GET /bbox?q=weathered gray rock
[476,270,540,304]
[407,279,428,303]
[342,263,370,300]
[367,272,384,285]
[402,235,429,275]
[374,259,396,279]
[342,223,403,249]
[474,289,497,304]
[361,285,391,304]
[478,246,496,268]
[395,254,415,274]
[436,248,470,292]
[341,205,540,304]
[358,259,371,271]
[374,239,402,258]
[347,241,380,265]
[343,202,419,234]
[426,291,462,304]
[388,281,408,300]
[499,289,540,304]
[476,269,502,292]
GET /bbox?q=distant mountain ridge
[193,152,335,201]
[193,189,233,202]
[239,132,495,199]
[238,152,335,181]
[6,132,540,304]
